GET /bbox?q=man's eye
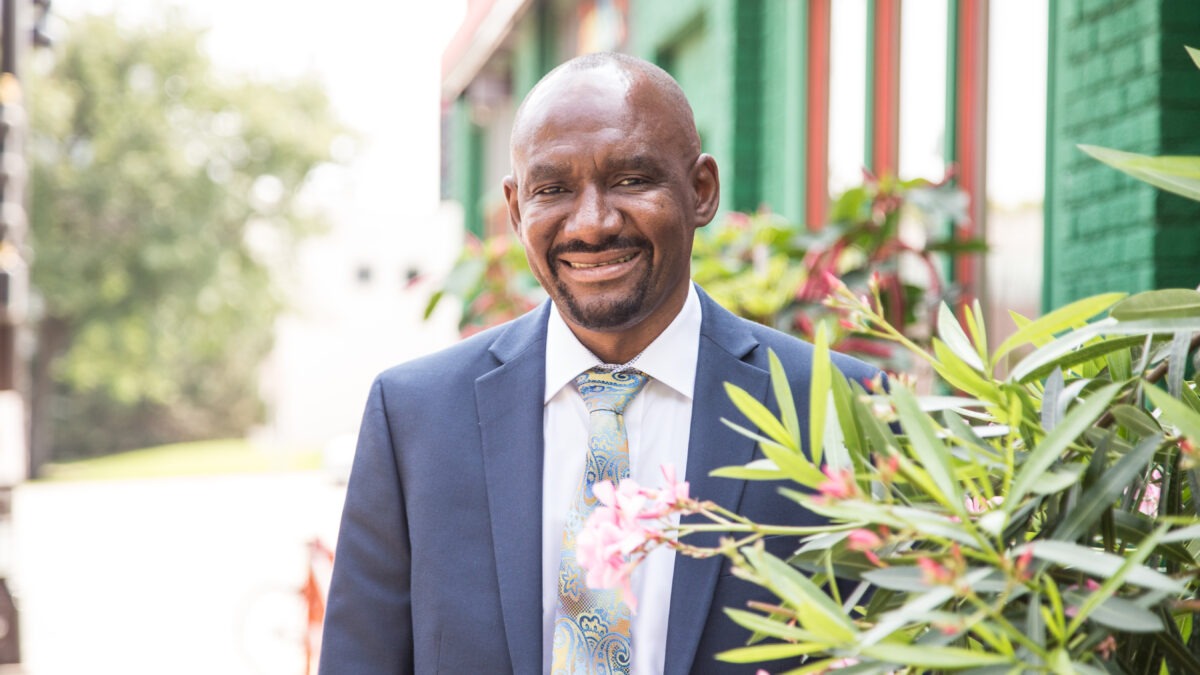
[617,177,647,187]
[534,186,566,196]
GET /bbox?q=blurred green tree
[28,13,344,464]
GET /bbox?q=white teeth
[567,254,634,269]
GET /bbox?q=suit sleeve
[319,377,414,674]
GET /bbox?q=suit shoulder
[739,317,880,384]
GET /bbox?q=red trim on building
[871,0,901,177]
[954,0,987,307]
[441,0,534,101]
[806,0,832,229]
[443,0,496,85]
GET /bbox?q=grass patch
[40,438,323,482]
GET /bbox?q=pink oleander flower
[847,528,886,567]
[578,467,703,612]
[576,514,641,611]
[659,464,691,504]
[873,453,900,484]
[578,483,653,613]
[846,528,886,567]
[816,465,859,501]
[847,528,882,550]
[825,657,861,671]
[965,494,1003,514]
[641,464,694,518]
[917,557,955,586]
[1013,548,1034,581]
[1137,469,1163,516]
[1063,579,1104,618]
[1095,635,1118,660]
[1181,438,1199,470]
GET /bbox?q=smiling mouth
[564,253,637,269]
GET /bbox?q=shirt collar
[544,282,702,404]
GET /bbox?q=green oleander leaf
[720,417,826,487]
[892,385,963,511]
[741,546,858,641]
[1145,386,1200,442]
[723,608,826,643]
[1027,538,1184,593]
[1110,289,1200,321]
[859,644,1012,669]
[994,293,1125,364]
[708,458,787,481]
[1008,381,1121,506]
[767,349,802,455]
[1050,434,1158,541]
[1079,144,1200,203]
[932,339,995,398]
[858,569,990,647]
[714,642,828,663]
[724,382,794,450]
[1109,404,1161,438]
[809,325,832,465]
[830,367,864,458]
[1061,591,1163,632]
[938,303,985,371]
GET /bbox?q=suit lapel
[476,303,550,675]
[664,292,769,675]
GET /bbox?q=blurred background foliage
[29,13,345,461]
[428,173,982,373]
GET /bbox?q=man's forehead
[522,62,634,114]
[512,67,637,149]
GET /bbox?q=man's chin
[557,294,646,332]
[550,271,654,329]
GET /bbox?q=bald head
[509,53,701,163]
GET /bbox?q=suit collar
[478,303,550,674]
[694,285,759,360]
[487,299,552,364]
[665,290,767,674]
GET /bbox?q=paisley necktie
[552,368,649,674]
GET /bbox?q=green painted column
[451,96,485,238]
[511,6,556,102]
[1044,0,1200,310]
[631,0,791,217]
[759,0,808,224]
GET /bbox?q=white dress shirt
[541,283,701,675]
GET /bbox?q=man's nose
[566,184,621,240]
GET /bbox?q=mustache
[549,235,652,259]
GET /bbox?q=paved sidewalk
[9,471,346,675]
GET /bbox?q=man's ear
[502,176,522,236]
[691,153,720,227]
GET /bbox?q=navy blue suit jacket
[320,287,877,674]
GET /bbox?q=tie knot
[574,368,648,415]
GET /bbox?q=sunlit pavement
[9,471,347,675]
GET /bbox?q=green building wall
[1044,0,1200,309]
[447,0,1197,304]
[630,0,809,223]
[450,97,485,238]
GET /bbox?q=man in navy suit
[320,52,877,674]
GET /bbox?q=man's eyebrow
[523,162,571,186]
[608,155,666,174]
[521,155,668,187]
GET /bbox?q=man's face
[503,67,718,345]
